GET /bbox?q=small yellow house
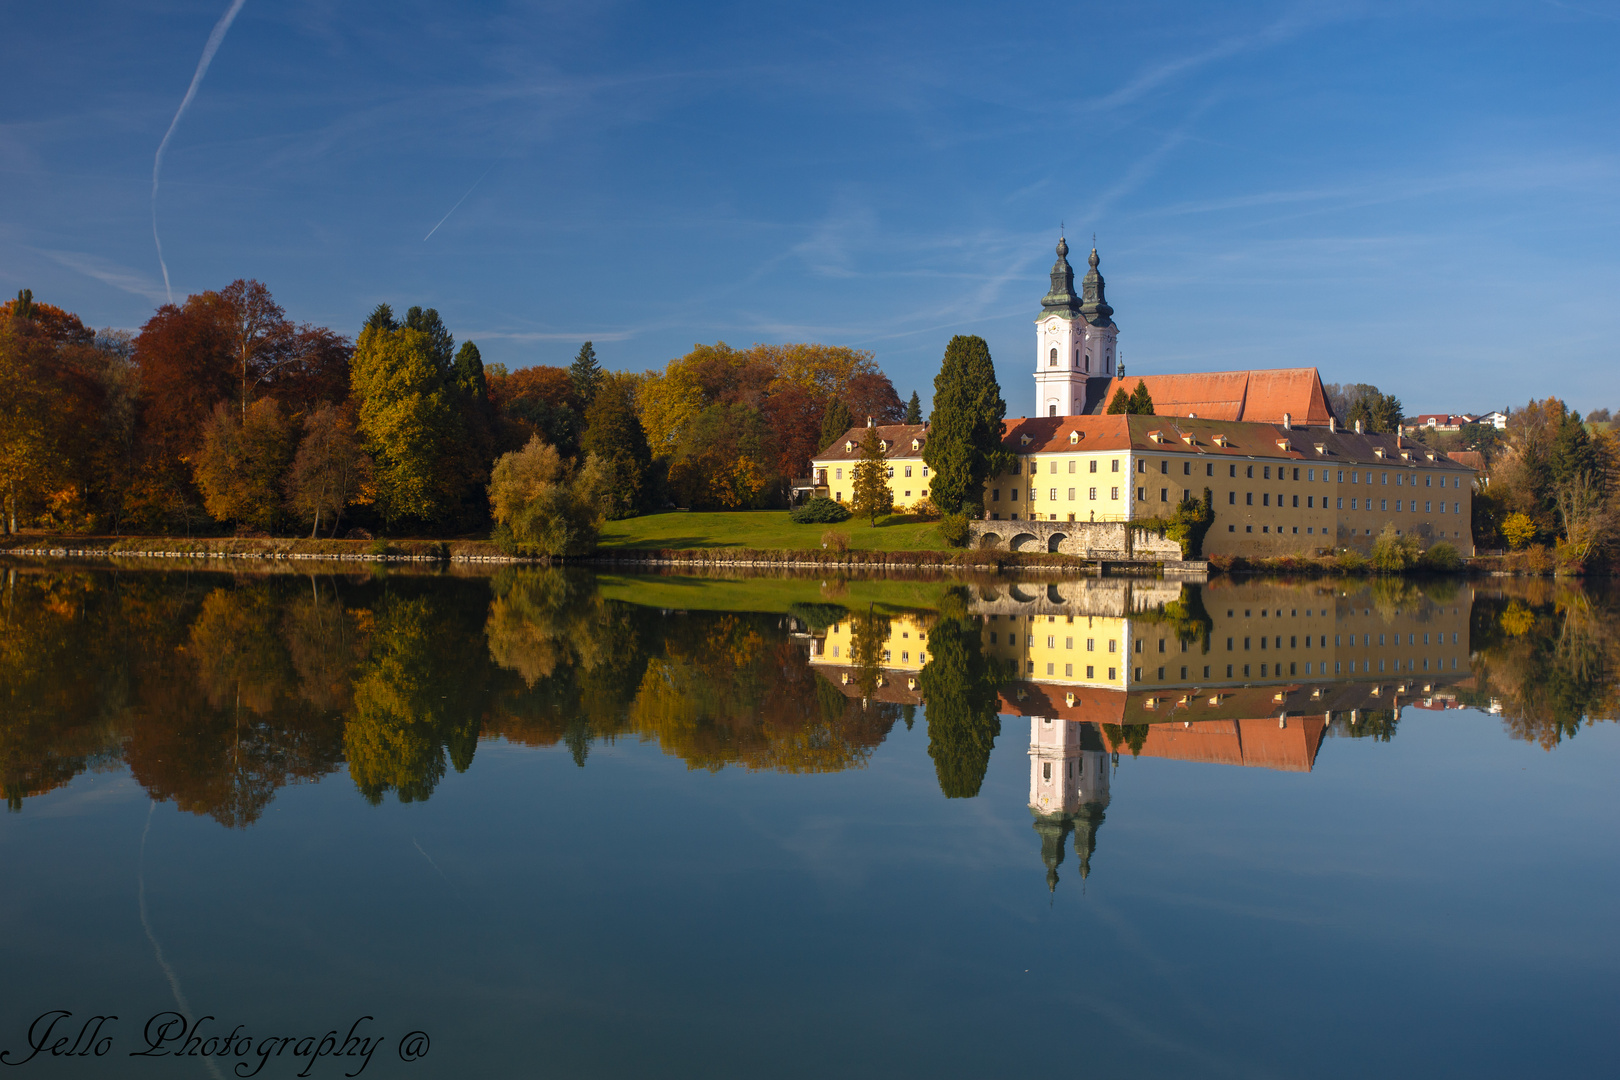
[808,422,933,510]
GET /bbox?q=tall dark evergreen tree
[453,341,487,400]
[570,341,602,407]
[582,376,652,517]
[905,391,922,424]
[1127,379,1155,415]
[363,303,397,333]
[819,398,852,451]
[922,335,1007,515]
[1106,387,1130,414]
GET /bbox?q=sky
[3,0,1618,417]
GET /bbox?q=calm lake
[1,564,1615,1079]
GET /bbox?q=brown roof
[1090,368,1334,425]
[814,423,930,463]
[1447,450,1486,473]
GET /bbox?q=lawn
[596,510,952,552]
[593,573,957,615]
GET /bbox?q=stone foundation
[967,518,1185,561]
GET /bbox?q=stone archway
[1047,533,1067,553]
[1009,533,1040,552]
[978,532,1003,551]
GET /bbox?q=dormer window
[879,440,888,452]
[844,441,854,452]
[1068,431,1079,445]
[911,438,921,451]
[1181,433,1196,445]
[1374,447,1386,459]
[1020,434,1032,446]
[1149,431,1165,443]
[1314,443,1327,455]
[1276,438,1291,451]
[1213,434,1229,447]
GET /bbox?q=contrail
[423,164,496,241]
[151,0,248,304]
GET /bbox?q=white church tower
[1034,237,1118,417]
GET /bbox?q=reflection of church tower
[1028,716,1111,892]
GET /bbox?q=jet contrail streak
[151,0,248,304]
[424,164,496,241]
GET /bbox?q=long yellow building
[810,413,1475,558]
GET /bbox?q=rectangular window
[1068,488,1075,500]
[1351,471,1358,483]
[1049,461,1057,474]
[1263,493,1270,506]
[1089,487,1097,500]
[1351,498,1357,509]
[1138,487,1145,501]
[1012,462,1020,475]
[1087,638,1095,652]
[992,489,1000,501]
[1107,667,1116,680]
[1046,663,1054,675]
[1206,463,1214,476]
[1068,460,1076,473]
[1108,640,1117,653]
[1230,464,1237,477]
[1089,460,1098,473]
[1247,492,1253,505]
[1160,460,1169,475]
[1160,488,1168,502]
[1183,461,1191,475]
[1086,665,1094,678]
[1293,495,1299,507]
[1047,636,1055,648]
[1382,473,1389,485]
[904,465,912,477]
[1308,468,1315,481]
[835,468,842,479]
[1264,466,1272,479]
[1065,637,1073,649]
[1111,486,1119,500]
[921,466,927,476]
[1050,489,1057,501]
[1425,500,1431,512]
[1064,664,1072,676]
[1307,496,1313,508]
[1111,459,1120,472]
[1010,489,1017,500]
[1247,465,1254,478]
[1229,491,1236,504]
[1381,499,1387,510]
[1138,460,1146,473]
[1337,497,1343,509]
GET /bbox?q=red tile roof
[1094,368,1334,425]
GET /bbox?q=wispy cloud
[466,329,638,343]
[151,0,248,303]
[38,249,169,304]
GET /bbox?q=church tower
[1034,237,1118,417]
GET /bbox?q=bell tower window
[1049,348,1057,367]
[1049,405,1057,417]
[1084,352,1090,372]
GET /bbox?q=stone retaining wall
[967,519,1186,561]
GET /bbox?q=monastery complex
[811,238,1476,558]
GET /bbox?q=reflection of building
[1028,715,1110,893]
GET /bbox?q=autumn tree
[851,426,894,525]
[349,322,462,529]
[487,436,605,556]
[285,404,373,537]
[193,398,296,531]
[922,335,1008,516]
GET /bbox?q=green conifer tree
[922,335,1007,516]
[905,391,922,424]
[1106,387,1130,414]
[581,376,653,518]
[570,341,603,407]
[819,398,853,451]
[1127,379,1155,415]
[852,425,894,525]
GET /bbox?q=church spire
[1080,245,1114,328]
[1040,235,1080,319]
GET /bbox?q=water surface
[1,565,1614,1078]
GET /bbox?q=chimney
[867,415,874,427]
[1354,419,1363,434]
[1329,416,1337,433]
[1282,412,1291,430]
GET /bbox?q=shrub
[938,512,970,548]
[907,495,941,520]
[1207,552,1237,572]
[821,529,850,553]
[487,436,605,557]
[368,537,391,556]
[791,496,851,524]
[1420,541,1461,571]
[1371,523,1422,572]
[1334,548,1371,573]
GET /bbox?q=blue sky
[4,0,1618,416]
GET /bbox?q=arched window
[1049,348,1057,367]
[1049,404,1057,417]
[1084,352,1090,371]
[1042,762,1052,781]
[1074,349,1080,368]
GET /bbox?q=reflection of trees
[1100,723,1149,757]
[1465,585,1619,749]
[847,607,892,700]
[0,571,125,809]
[124,581,346,827]
[345,592,487,803]
[1328,709,1399,742]
[918,604,1002,798]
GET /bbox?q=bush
[821,529,850,553]
[368,537,391,556]
[907,495,940,520]
[1501,511,1538,550]
[487,436,605,557]
[1334,548,1371,573]
[938,512,970,548]
[791,496,851,524]
[1420,541,1461,571]
[1371,523,1422,572]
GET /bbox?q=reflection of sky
[5,711,1615,1078]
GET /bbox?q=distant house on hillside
[1403,413,1478,433]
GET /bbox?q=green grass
[596,510,952,552]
